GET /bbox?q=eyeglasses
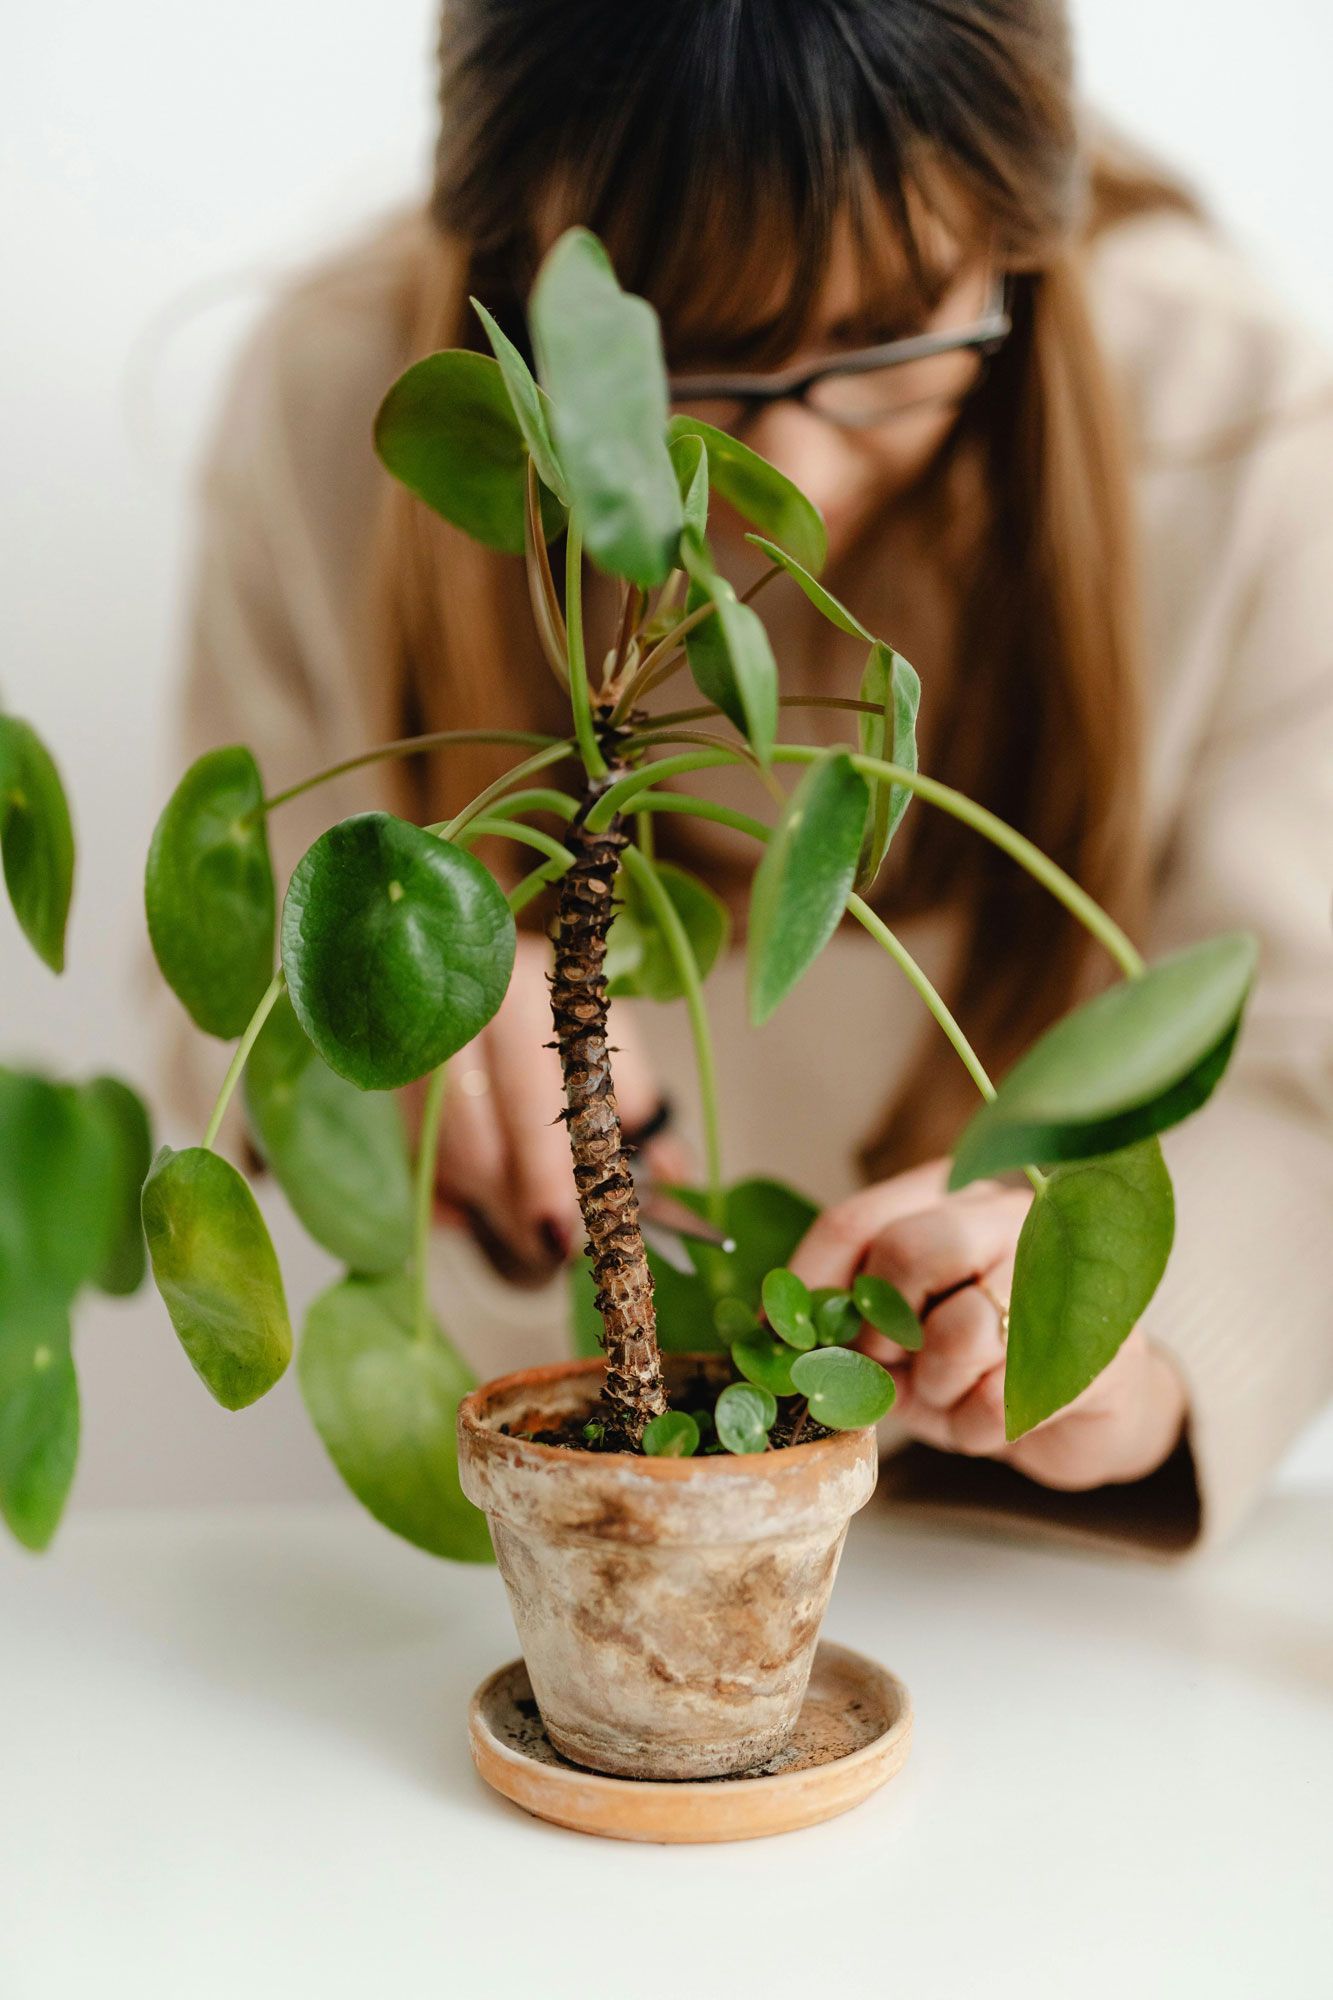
[667,278,1011,434]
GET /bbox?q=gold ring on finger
[976,1279,1010,1346]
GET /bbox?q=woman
[176,0,1333,1550]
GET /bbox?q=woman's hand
[789,1161,1187,1491]
[426,935,688,1285]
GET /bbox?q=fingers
[862,1187,1030,1315]
[787,1159,951,1292]
[910,1264,1012,1411]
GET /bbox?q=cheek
[742,406,959,555]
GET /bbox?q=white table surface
[2,1484,1331,2000]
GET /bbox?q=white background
[3,0,1332,1511]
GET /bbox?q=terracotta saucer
[468,1639,912,1843]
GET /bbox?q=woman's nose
[740,402,881,549]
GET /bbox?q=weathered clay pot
[457,1355,878,1780]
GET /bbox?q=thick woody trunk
[548,764,667,1447]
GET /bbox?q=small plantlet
[127,229,1253,1557]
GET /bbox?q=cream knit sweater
[171,206,1333,1554]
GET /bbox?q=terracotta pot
[457,1355,878,1780]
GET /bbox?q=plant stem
[202,971,285,1151]
[260,730,562,815]
[412,1061,449,1345]
[549,768,665,1444]
[597,743,1144,980]
[439,742,577,842]
[525,460,569,682]
[565,525,608,781]
[620,843,726,1227]
[456,786,579,825]
[508,855,573,914]
[450,817,573,867]
[848,896,1049,1195]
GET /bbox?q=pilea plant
[0,708,153,1550]
[138,230,1255,1555]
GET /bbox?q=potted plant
[0,709,153,1551]
[136,231,1254,1785]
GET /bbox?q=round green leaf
[1004,1140,1174,1440]
[243,992,413,1273]
[281,814,516,1091]
[141,1145,291,1411]
[0,716,74,973]
[532,228,683,588]
[681,534,779,766]
[748,750,869,1025]
[950,933,1259,1187]
[730,1329,797,1398]
[0,1068,120,1304]
[812,1288,863,1347]
[791,1346,896,1429]
[852,1273,923,1352]
[470,298,568,503]
[761,1267,815,1350]
[856,644,921,891]
[606,859,730,1002]
[715,1380,776,1454]
[79,1076,153,1298]
[666,415,827,574]
[375,349,561,556]
[642,1409,700,1458]
[145,746,276,1039]
[298,1271,492,1562]
[744,536,869,639]
[0,1289,78,1551]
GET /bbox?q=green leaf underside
[568,1177,819,1358]
[669,433,711,542]
[281,813,516,1091]
[715,1381,775,1454]
[145,746,276,1040]
[0,1289,78,1550]
[642,1410,700,1458]
[748,750,869,1024]
[141,1146,291,1411]
[469,298,568,503]
[80,1076,153,1298]
[852,1273,923,1351]
[666,416,827,575]
[681,537,779,766]
[531,228,682,587]
[790,1346,896,1429]
[605,860,730,1002]
[950,933,1258,1187]
[744,537,870,639]
[0,1068,122,1305]
[374,350,561,555]
[856,644,921,889]
[298,1272,492,1562]
[731,1329,798,1398]
[244,992,413,1273]
[1004,1140,1175,1439]
[0,716,75,973]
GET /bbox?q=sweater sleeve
[1140,480,1333,1547]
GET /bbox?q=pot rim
[457,1354,874,1483]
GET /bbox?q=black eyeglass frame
[667,277,1012,431]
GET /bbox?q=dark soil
[500,1366,832,1456]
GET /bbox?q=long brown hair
[374,1,1196,1174]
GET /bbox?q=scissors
[626,1100,736,1273]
